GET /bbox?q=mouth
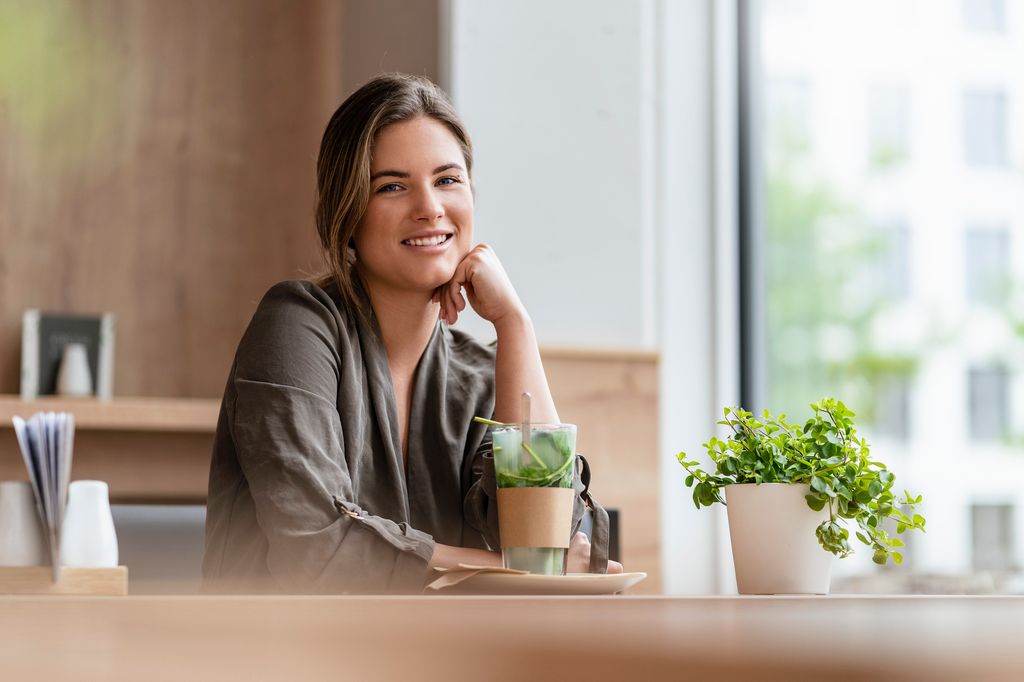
[401,232,454,250]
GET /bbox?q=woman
[202,73,621,594]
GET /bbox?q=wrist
[491,305,531,335]
[429,542,502,570]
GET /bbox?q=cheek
[353,207,391,253]
[453,200,474,246]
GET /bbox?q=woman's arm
[427,535,622,574]
[491,309,558,423]
[440,245,623,573]
[427,543,502,571]
[437,243,558,423]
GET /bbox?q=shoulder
[246,279,355,338]
[233,280,353,379]
[256,279,344,318]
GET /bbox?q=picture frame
[20,310,116,400]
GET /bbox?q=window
[965,226,1010,305]
[872,223,911,301]
[972,504,1015,571]
[874,375,911,441]
[746,0,1024,594]
[867,85,910,169]
[846,223,911,312]
[963,0,1007,33]
[766,77,812,160]
[963,91,1009,167]
[968,366,1009,441]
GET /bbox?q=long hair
[313,73,474,318]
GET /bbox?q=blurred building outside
[757,0,1024,593]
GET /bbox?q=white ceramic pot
[56,343,94,397]
[60,480,118,567]
[0,481,46,566]
[725,483,833,595]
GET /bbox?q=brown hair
[313,73,473,316]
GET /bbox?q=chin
[402,272,448,294]
[423,273,457,292]
[421,261,460,288]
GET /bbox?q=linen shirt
[201,279,607,594]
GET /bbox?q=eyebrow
[370,163,465,182]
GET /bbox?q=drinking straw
[521,392,531,450]
[518,392,551,471]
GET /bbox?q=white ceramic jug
[56,343,94,397]
[60,480,118,567]
[0,481,46,566]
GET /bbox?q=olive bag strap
[577,454,610,574]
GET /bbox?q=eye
[437,176,462,186]
[376,183,402,193]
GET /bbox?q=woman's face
[354,116,474,296]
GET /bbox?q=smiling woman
[355,117,474,308]
[201,74,620,594]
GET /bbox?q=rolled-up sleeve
[229,283,435,593]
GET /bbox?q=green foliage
[677,398,926,564]
[869,142,909,171]
[474,417,575,489]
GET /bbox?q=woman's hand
[566,531,624,574]
[433,244,525,326]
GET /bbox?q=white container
[725,483,833,595]
[56,343,94,397]
[0,481,46,566]
[60,480,118,567]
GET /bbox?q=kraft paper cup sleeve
[496,487,575,549]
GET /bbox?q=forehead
[371,116,464,169]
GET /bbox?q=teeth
[403,234,449,247]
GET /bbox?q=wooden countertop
[2,595,1022,680]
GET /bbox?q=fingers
[446,282,465,325]
[448,259,469,311]
[570,531,590,551]
[433,281,459,325]
[432,286,447,323]
[567,532,623,575]
[440,251,474,325]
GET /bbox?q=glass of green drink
[491,423,576,575]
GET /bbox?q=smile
[401,233,453,248]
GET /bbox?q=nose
[412,185,444,222]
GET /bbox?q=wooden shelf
[0,395,219,433]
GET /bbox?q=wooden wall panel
[0,0,343,397]
[542,349,662,594]
[0,3,664,592]
[341,0,442,93]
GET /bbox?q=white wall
[446,0,735,593]
[446,0,658,348]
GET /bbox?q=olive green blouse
[201,279,609,594]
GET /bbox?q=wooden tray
[0,566,128,595]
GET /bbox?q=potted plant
[677,398,926,594]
